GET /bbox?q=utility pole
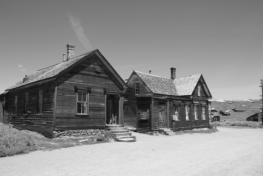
[259,79,263,123]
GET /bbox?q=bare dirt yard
[0,127,262,176]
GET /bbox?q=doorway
[106,94,119,124]
[158,101,167,128]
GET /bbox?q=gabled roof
[135,71,177,95]
[132,71,211,97]
[6,49,126,91]
[174,74,202,96]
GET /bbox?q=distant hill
[211,99,262,122]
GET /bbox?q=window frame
[185,105,190,121]
[202,106,206,120]
[194,105,198,120]
[135,82,140,95]
[172,105,179,121]
[198,85,201,96]
[76,90,89,116]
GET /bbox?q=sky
[0,0,262,100]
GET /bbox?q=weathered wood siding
[124,88,138,128]
[169,100,209,130]
[0,101,3,122]
[55,57,123,130]
[5,84,55,137]
[151,99,169,130]
[193,81,208,97]
[126,74,152,96]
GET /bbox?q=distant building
[246,112,263,122]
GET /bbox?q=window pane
[135,83,140,94]
[185,105,189,120]
[77,102,82,113]
[173,106,179,121]
[78,92,82,101]
[83,93,87,102]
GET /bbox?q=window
[173,106,179,121]
[24,92,29,113]
[135,83,140,94]
[76,90,89,115]
[197,85,201,96]
[185,105,190,121]
[43,87,53,112]
[194,105,198,120]
[28,89,39,114]
[14,95,18,114]
[202,106,206,120]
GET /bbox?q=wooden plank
[167,100,170,128]
[118,96,124,125]
[39,89,43,113]
[53,86,57,130]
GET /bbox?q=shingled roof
[134,71,205,96]
[7,51,93,91]
[174,74,202,96]
[135,71,177,95]
[6,49,126,91]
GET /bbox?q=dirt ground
[0,127,262,176]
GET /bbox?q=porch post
[167,100,170,128]
[118,96,124,126]
[150,97,154,130]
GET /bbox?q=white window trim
[173,106,179,121]
[185,105,189,121]
[76,91,89,115]
[198,85,201,96]
[194,105,198,120]
[202,106,206,120]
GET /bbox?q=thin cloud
[68,15,93,51]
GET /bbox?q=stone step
[110,129,129,133]
[115,136,136,142]
[111,132,132,138]
[106,125,136,142]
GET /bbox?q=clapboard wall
[5,83,55,137]
[54,56,122,130]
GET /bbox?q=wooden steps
[106,124,136,142]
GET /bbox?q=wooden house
[0,49,127,137]
[124,68,212,131]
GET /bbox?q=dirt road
[0,127,262,176]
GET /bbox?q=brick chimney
[170,67,176,80]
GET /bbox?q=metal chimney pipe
[170,67,176,80]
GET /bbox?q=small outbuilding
[246,112,263,122]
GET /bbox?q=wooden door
[158,104,167,128]
[106,94,119,124]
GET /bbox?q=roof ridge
[174,73,202,80]
[134,70,171,80]
[36,50,96,72]
[6,49,98,90]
